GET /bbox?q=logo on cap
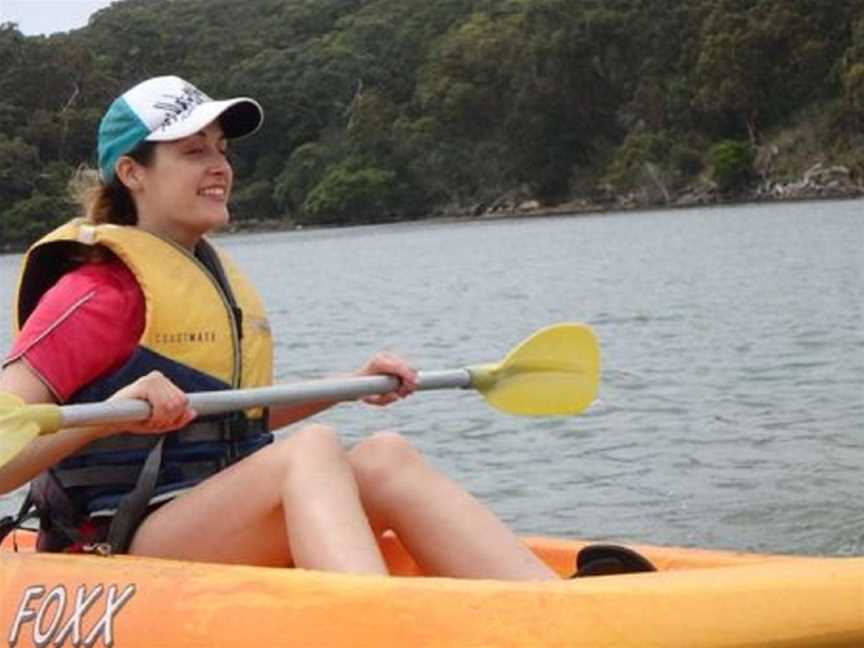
[153,84,211,133]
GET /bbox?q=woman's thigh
[128,438,296,566]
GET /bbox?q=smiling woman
[0,76,562,581]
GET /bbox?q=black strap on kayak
[573,544,657,577]
[105,436,165,554]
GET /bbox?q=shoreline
[218,190,864,239]
[2,191,861,255]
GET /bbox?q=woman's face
[126,121,233,248]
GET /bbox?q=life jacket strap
[101,414,269,554]
[56,460,224,488]
[27,416,269,554]
[81,415,264,453]
[54,415,269,491]
[106,436,165,554]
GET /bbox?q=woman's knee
[274,423,346,473]
[349,432,424,487]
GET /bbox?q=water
[1,200,862,556]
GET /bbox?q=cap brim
[145,97,263,142]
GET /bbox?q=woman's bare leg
[349,432,557,581]
[279,426,386,573]
[129,424,387,574]
[130,426,555,580]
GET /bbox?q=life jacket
[10,218,275,552]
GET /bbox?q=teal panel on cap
[97,97,151,183]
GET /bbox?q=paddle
[0,323,599,467]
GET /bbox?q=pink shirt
[4,260,145,402]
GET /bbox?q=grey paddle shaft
[59,369,473,427]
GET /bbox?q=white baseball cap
[97,75,263,183]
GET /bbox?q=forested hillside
[2,0,863,247]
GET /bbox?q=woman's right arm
[0,257,162,494]
[0,361,195,495]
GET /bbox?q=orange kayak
[2,530,862,647]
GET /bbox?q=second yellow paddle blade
[471,323,600,416]
[0,392,63,467]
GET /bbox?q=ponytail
[70,141,157,225]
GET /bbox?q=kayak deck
[2,530,863,647]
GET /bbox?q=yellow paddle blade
[468,323,600,416]
[0,392,63,467]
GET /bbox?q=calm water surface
[1,200,862,556]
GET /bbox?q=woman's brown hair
[71,141,157,225]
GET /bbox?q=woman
[0,76,556,580]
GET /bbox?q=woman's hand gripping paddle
[0,323,599,467]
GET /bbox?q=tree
[1,0,861,240]
[415,3,619,202]
[693,0,836,143]
[709,140,754,193]
[0,135,40,212]
[840,17,864,133]
[605,131,673,195]
[302,163,401,225]
[1,194,70,246]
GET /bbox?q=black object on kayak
[573,544,657,577]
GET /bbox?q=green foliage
[844,65,864,108]
[0,0,861,246]
[692,0,847,141]
[273,142,333,216]
[709,140,755,192]
[302,163,401,225]
[1,194,72,245]
[0,135,40,211]
[605,132,672,190]
[838,18,864,133]
[414,3,620,202]
[230,179,275,223]
[671,145,704,178]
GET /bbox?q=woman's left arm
[267,351,419,431]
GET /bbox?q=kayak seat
[573,544,657,577]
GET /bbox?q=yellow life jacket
[15,218,273,395]
[14,219,276,552]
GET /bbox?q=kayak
[2,530,862,647]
